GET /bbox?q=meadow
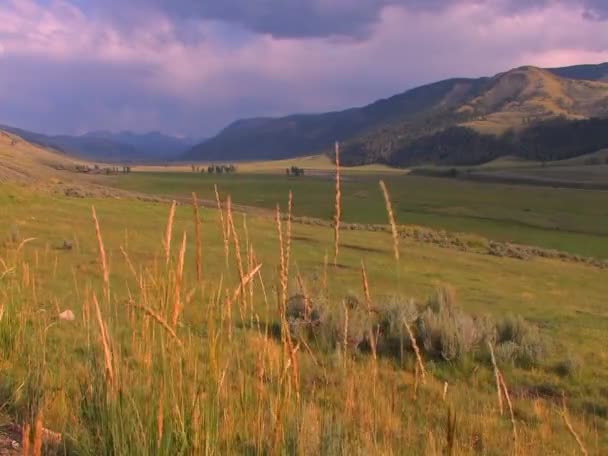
[0,176,607,454]
[106,171,608,259]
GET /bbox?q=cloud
[91,0,608,39]
[0,0,607,136]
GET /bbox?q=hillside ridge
[185,62,608,165]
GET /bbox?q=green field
[1,179,608,453]
[106,171,608,259]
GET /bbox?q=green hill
[342,66,608,166]
[184,78,487,161]
[185,62,608,165]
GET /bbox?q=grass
[105,171,608,259]
[480,165,608,186]
[1,179,607,453]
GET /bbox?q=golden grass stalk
[323,251,328,297]
[296,274,312,320]
[288,340,301,401]
[360,260,372,314]
[171,232,187,329]
[498,372,517,447]
[333,141,341,266]
[227,196,246,317]
[487,342,504,415]
[32,410,43,456]
[91,206,109,294]
[214,185,230,265]
[163,200,176,265]
[275,205,287,314]
[133,303,183,347]
[427,430,438,456]
[21,423,31,456]
[403,317,426,383]
[229,263,262,306]
[92,293,114,390]
[368,326,378,397]
[191,392,201,452]
[157,385,164,449]
[273,202,301,399]
[285,191,293,281]
[192,192,202,281]
[342,300,349,365]
[16,237,36,253]
[247,244,255,324]
[561,394,588,456]
[119,246,137,282]
[445,406,457,456]
[379,180,399,261]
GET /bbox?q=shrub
[288,288,548,369]
[373,297,417,358]
[416,294,491,362]
[494,341,519,366]
[495,314,546,367]
[553,353,584,378]
[496,314,529,345]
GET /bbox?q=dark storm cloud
[1,0,607,137]
[582,0,608,19]
[91,0,608,39]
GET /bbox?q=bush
[495,314,546,367]
[553,353,584,377]
[288,287,548,369]
[416,288,492,361]
[373,297,417,358]
[494,341,519,366]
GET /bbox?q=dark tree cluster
[361,116,608,167]
[207,164,237,174]
[74,164,131,174]
[286,166,305,176]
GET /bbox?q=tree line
[190,164,237,173]
[346,116,608,167]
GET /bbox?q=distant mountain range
[184,62,608,166]
[0,126,197,162]
[3,62,608,166]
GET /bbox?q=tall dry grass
[379,180,399,261]
[333,141,341,266]
[91,206,109,295]
[0,182,599,456]
[192,192,202,281]
[163,200,176,265]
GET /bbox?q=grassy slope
[0,130,83,183]
[105,172,608,259]
[462,67,608,135]
[1,181,607,453]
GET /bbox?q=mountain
[0,126,195,162]
[184,77,488,161]
[346,66,608,165]
[546,62,608,81]
[184,62,608,165]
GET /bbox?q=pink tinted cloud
[0,0,606,134]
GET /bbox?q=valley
[1,58,607,454]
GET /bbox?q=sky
[0,0,607,138]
